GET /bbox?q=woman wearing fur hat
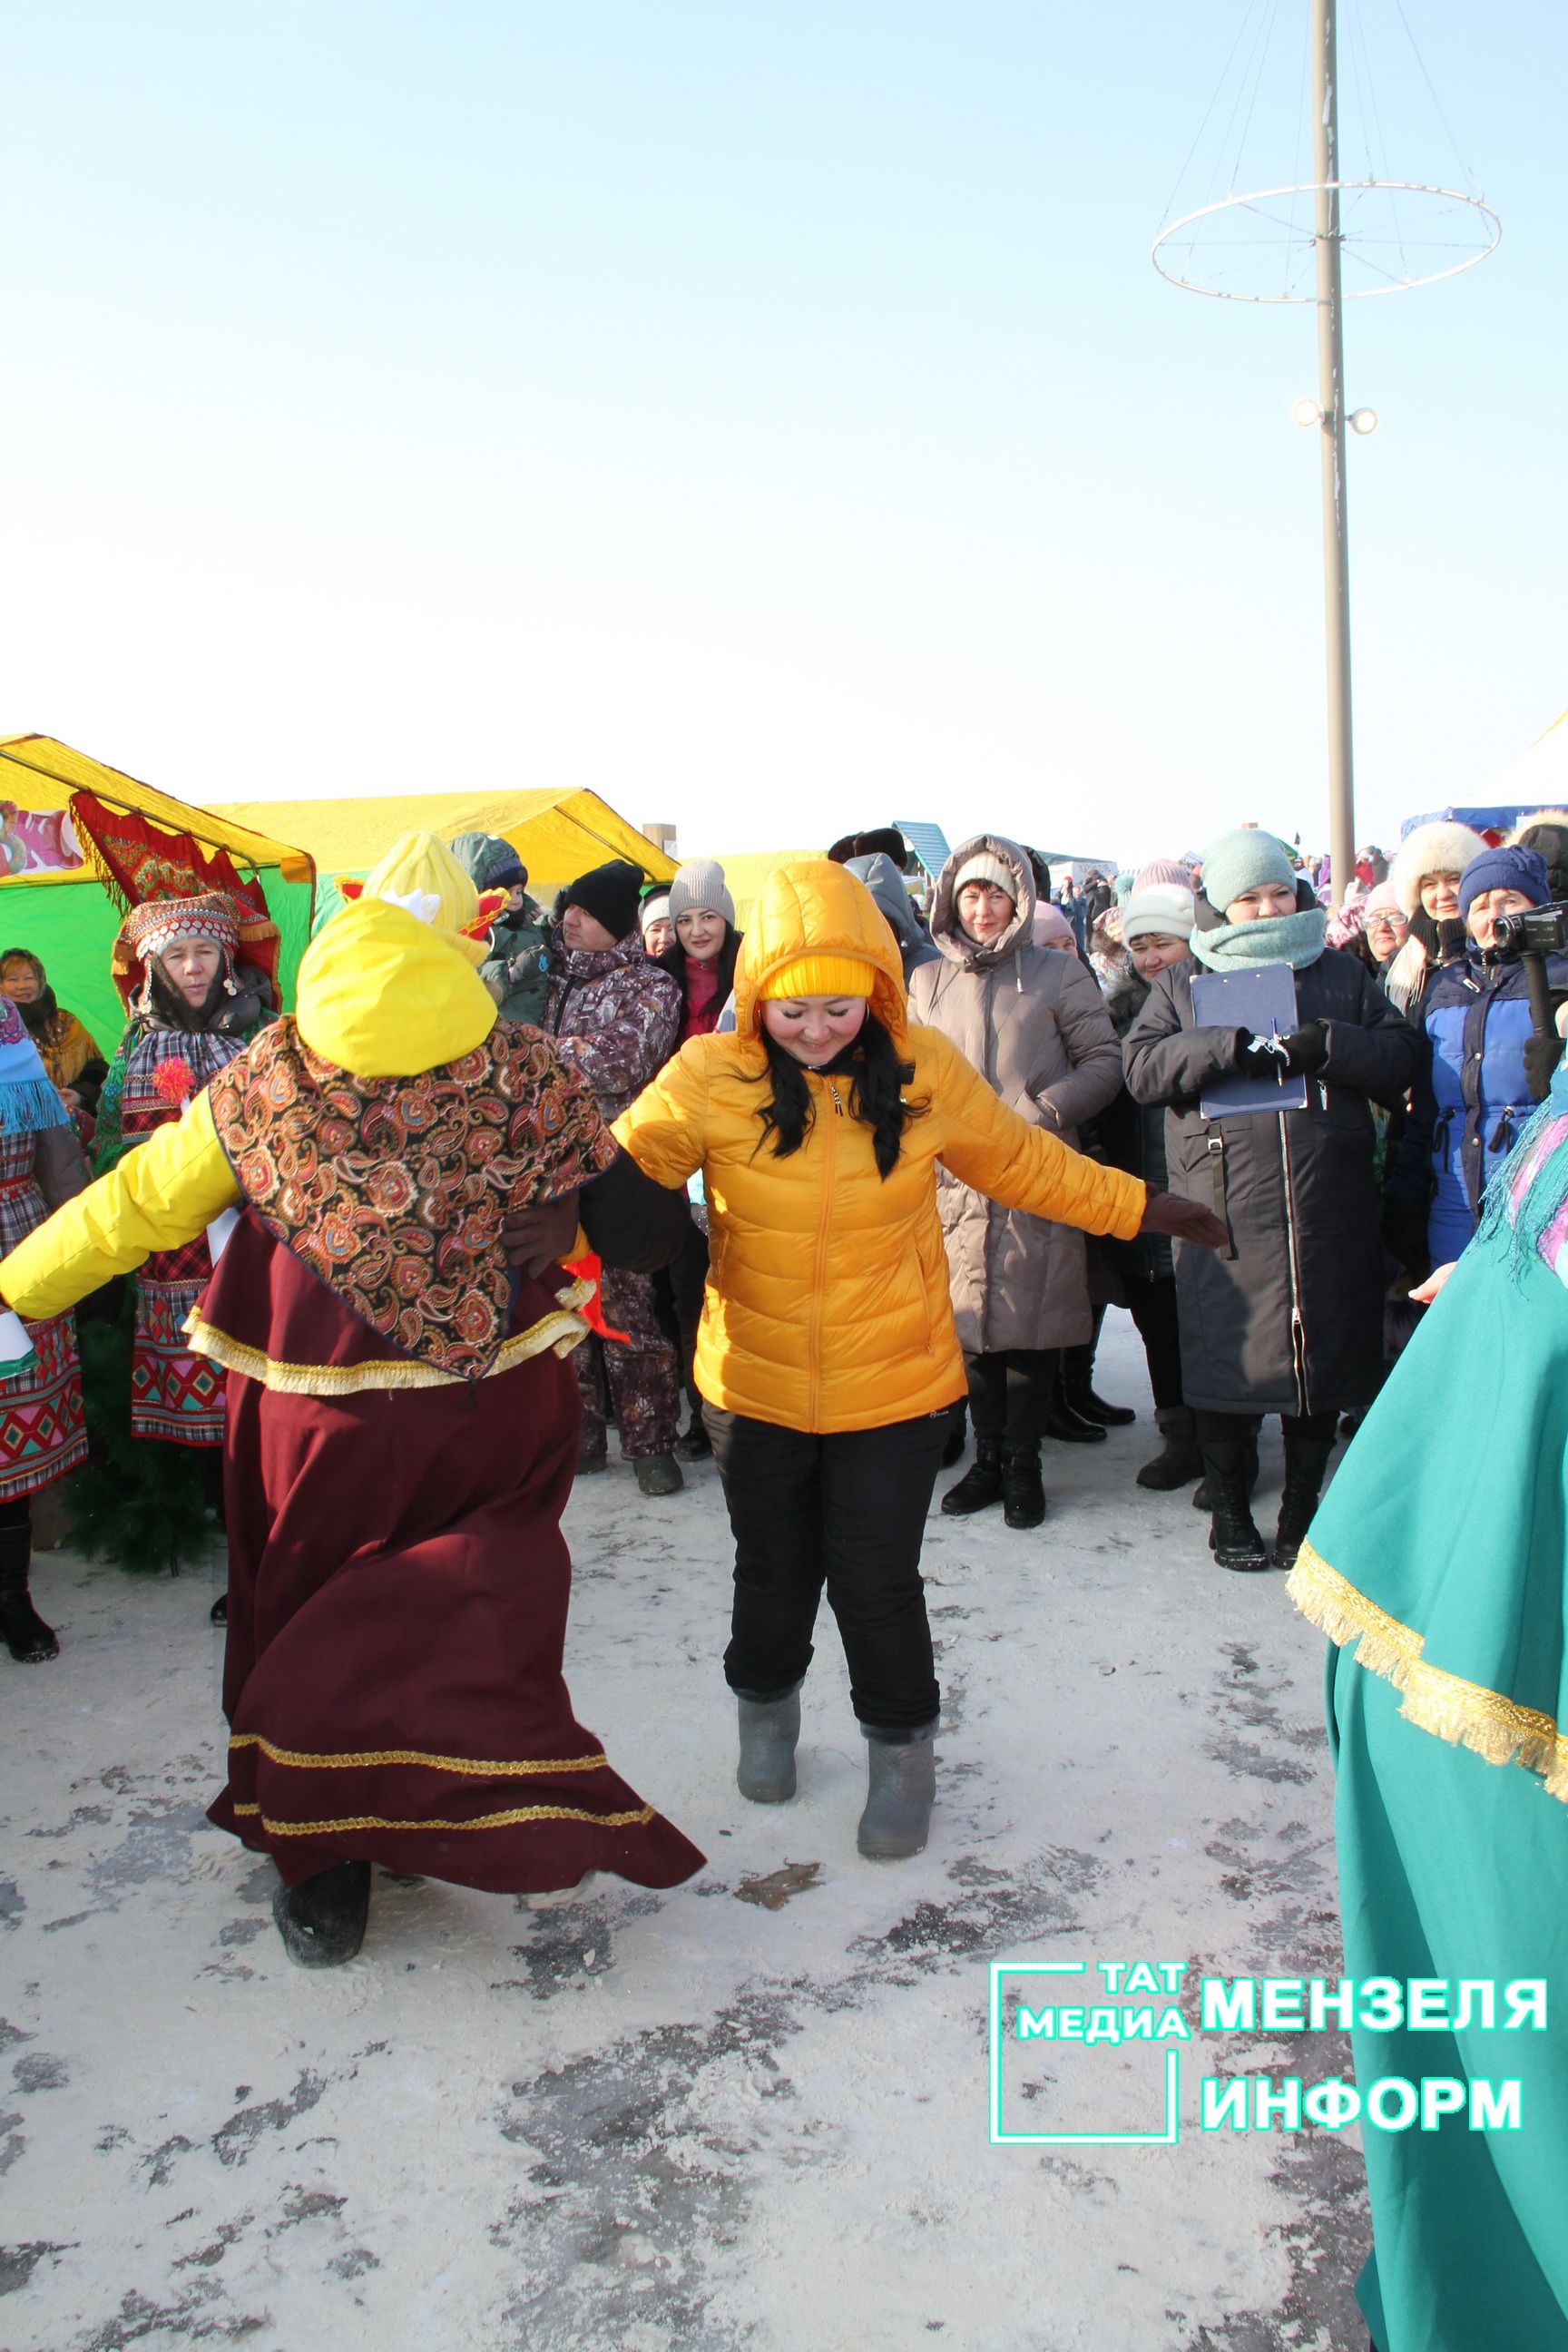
[94,892,279,1459]
[1384,821,1488,1017]
[1385,843,1568,1277]
[1124,828,1419,1573]
[545,859,687,1494]
[612,858,1225,1860]
[0,834,703,1964]
[907,837,1128,1530]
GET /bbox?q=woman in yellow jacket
[612,860,1225,1859]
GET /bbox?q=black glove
[1524,1029,1564,1103]
[1381,1194,1430,1285]
[502,1192,580,1279]
[1278,1021,1329,1077]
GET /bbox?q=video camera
[1488,902,1568,962]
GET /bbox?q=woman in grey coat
[1122,828,1418,1573]
[908,835,1125,1529]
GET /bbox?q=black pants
[964,1348,1054,1446]
[1193,1407,1337,1469]
[652,1219,710,1416]
[1122,1276,1184,1411]
[704,1405,949,1735]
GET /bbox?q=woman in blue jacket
[1391,845,1568,1270]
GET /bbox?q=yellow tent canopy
[0,735,316,1049]
[0,736,313,883]
[213,787,675,901]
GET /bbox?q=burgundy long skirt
[203,1249,704,1896]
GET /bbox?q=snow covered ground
[2,1312,1369,2351]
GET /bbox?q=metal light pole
[1311,0,1356,906]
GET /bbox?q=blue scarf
[0,999,68,1135]
[1190,906,1328,972]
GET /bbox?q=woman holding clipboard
[1123,828,1419,1573]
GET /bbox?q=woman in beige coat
[907,836,1125,1529]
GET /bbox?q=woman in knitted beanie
[1124,828,1419,1572]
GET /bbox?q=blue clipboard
[1191,965,1308,1118]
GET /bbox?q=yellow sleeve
[928,1031,1146,1240]
[612,1037,710,1188]
[0,1093,241,1319]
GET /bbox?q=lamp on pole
[1152,8,1499,908]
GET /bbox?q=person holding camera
[1386,844,1568,1279]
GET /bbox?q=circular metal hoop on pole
[1151,179,1501,304]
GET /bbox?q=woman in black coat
[1123,829,1418,1573]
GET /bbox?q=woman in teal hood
[449,831,550,1024]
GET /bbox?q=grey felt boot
[735,1689,800,1803]
[857,1724,937,1859]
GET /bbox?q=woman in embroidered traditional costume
[0,833,702,1964]
[1288,1071,1568,2350]
[94,893,277,1450]
[0,998,90,1661]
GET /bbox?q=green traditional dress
[1291,1063,1568,2352]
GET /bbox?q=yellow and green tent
[0,736,315,1050]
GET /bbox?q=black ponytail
[753,1008,924,1180]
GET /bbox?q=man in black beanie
[544,859,687,1498]
[556,859,646,946]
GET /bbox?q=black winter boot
[1000,1446,1046,1529]
[940,1400,968,1468]
[941,1438,1003,1515]
[1060,1344,1136,1426]
[272,1859,372,1968]
[1043,1367,1108,1446]
[675,1413,711,1461]
[1136,1407,1202,1492]
[0,1518,56,1663]
[1274,1432,1336,1574]
[1207,1465,1269,1573]
[1193,1437,1259,1512]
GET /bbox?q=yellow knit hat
[758,954,877,1002]
[339,831,506,968]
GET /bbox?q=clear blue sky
[2,2,1563,865]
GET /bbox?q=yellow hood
[734,860,907,1044]
[295,897,498,1077]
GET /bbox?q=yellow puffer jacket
[613,860,1146,1434]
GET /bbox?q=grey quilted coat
[906,835,1125,1353]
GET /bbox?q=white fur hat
[1390,821,1488,918]
[1122,882,1196,943]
